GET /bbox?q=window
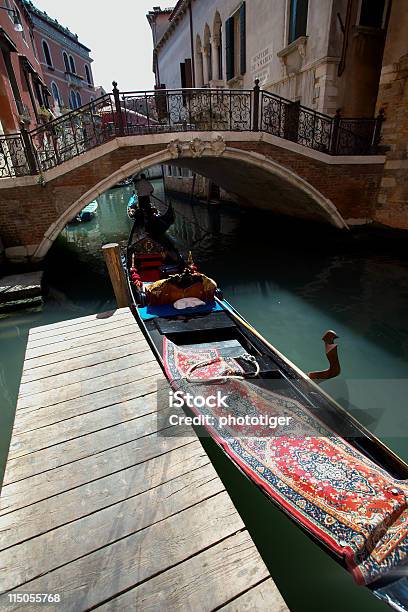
[69,55,76,74]
[288,0,309,44]
[225,2,246,81]
[30,30,38,60]
[69,90,77,109]
[42,40,53,67]
[51,82,61,107]
[359,0,386,28]
[76,92,82,108]
[63,51,70,73]
[218,26,223,79]
[1,48,23,112]
[34,80,44,106]
[85,64,92,85]
[14,8,26,43]
[213,11,223,80]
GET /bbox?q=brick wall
[374,0,408,229]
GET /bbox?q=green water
[1,179,408,611]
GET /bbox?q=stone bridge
[0,84,386,262]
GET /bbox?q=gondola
[124,229,408,611]
[127,193,175,236]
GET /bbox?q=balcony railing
[0,81,385,178]
[65,72,83,87]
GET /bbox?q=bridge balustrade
[0,81,385,178]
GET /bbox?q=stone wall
[374,0,408,229]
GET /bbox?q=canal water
[1,178,408,611]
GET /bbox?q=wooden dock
[0,307,289,611]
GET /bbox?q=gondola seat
[135,253,164,282]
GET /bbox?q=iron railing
[0,81,385,178]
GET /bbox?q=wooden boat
[124,232,408,611]
[79,200,98,221]
[68,200,98,224]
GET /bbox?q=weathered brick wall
[374,0,408,229]
[230,141,383,222]
[375,55,408,228]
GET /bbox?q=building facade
[149,0,391,118]
[149,1,408,228]
[0,0,48,134]
[23,0,95,113]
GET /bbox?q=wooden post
[102,243,129,308]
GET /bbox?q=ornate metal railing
[260,91,384,155]
[0,80,385,178]
[0,133,30,177]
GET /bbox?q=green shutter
[225,16,234,81]
[240,2,246,75]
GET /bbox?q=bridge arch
[33,140,348,261]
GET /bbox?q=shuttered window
[288,0,309,44]
[240,2,246,75]
[225,16,234,81]
[180,62,186,88]
[225,3,246,81]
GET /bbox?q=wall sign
[251,47,273,85]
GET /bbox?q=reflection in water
[0,178,407,612]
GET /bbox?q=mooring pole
[102,243,129,308]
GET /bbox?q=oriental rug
[163,338,408,585]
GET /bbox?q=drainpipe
[188,1,196,86]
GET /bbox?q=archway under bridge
[0,133,384,262]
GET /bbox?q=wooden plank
[12,376,159,435]
[4,407,177,484]
[22,331,143,371]
[24,323,140,360]
[18,348,153,397]
[0,473,227,594]
[0,441,206,550]
[26,318,139,350]
[28,307,129,335]
[28,308,130,338]
[20,338,148,383]
[3,492,242,609]
[17,359,162,411]
[219,579,289,611]
[8,391,158,459]
[0,433,194,514]
[97,531,271,612]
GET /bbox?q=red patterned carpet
[164,338,408,585]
